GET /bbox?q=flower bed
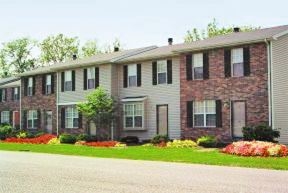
[221,141,288,157]
[82,141,119,147]
[3,134,56,144]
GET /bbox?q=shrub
[35,132,46,138]
[4,134,55,144]
[167,140,197,148]
[16,131,27,139]
[76,134,90,141]
[197,135,217,148]
[151,135,169,144]
[221,141,288,157]
[59,134,77,144]
[47,137,60,145]
[0,125,12,140]
[120,136,139,144]
[242,124,280,142]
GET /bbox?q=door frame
[156,104,169,135]
[12,111,19,128]
[231,100,247,138]
[45,110,53,133]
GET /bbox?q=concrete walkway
[0,151,287,193]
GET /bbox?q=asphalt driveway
[0,150,287,193]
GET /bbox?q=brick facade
[21,74,57,134]
[180,43,269,141]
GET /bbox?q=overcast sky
[0,0,287,49]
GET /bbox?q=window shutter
[186,55,192,80]
[167,60,173,84]
[61,72,64,92]
[152,61,157,85]
[95,67,99,88]
[216,100,222,127]
[0,89,2,102]
[123,65,128,88]
[37,110,41,129]
[24,78,28,96]
[224,49,231,78]
[32,77,36,95]
[72,70,76,91]
[203,52,209,79]
[83,69,87,90]
[23,110,27,129]
[61,108,65,128]
[4,89,7,101]
[17,87,20,100]
[42,75,46,95]
[9,111,13,125]
[78,112,82,128]
[186,101,193,127]
[137,63,141,87]
[11,88,14,101]
[51,74,54,94]
[243,47,250,76]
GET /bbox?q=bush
[76,134,90,141]
[47,137,60,145]
[0,125,12,140]
[222,141,288,157]
[120,136,139,144]
[242,124,280,142]
[16,131,28,139]
[151,135,169,144]
[167,140,197,148]
[35,131,45,138]
[197,135,217,148]
[59,134,77,144]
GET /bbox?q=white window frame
[64,70,72,91]
[157,60,167,84]
[65,107,79,128]
[87,67,95,89]
[1,89,6,101]
[123,102,144,129]
[128,64,137,87]
[193,53,203,80]
[14,87,19,100]
[27,110,38,129]
[46,74,52,94]
[28,77,33,96]
[231,48,244,77]
[193,100,216,127]
[1,111,10,124]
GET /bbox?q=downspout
[56,72,59,136]
[265,38,272,127]
[19,79,22,130]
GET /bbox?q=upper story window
[87,67,95,89]
[46,75,52,94]
[13,87,19,101]
[128,64,137,87]
[194,100,216,127]
[1,111,10,124]
[28,77,33,96]
[193,53,203,79]
[64,71,72,91]
[27,110,38,129]
[65,107,79,128]
[231,48,244,77]
[1,88,6,102]
[124,103,143,128]
[157,60,167,84]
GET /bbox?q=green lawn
[0,142,287,170]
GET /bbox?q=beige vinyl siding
[116,57,181,140]
[58,64,112,104]
[271,34,288,144]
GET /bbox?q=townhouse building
[2,25,287,143]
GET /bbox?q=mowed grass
[0,142,287,170]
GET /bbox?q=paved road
[0,151,287,193]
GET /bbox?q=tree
[39,34,79,64]
[184,19,260,43]
[81,40,102,57]
[0,38,37,77]
[77,87,115,139]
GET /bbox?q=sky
[0,0,287,49]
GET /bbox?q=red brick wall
[21,74,57,133]
[180,43,269,141]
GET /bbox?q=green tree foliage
[39,34,79,64]
[81,40,102,57]
[184,19,260,43]
[0,38,37,77]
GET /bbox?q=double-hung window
[1,111,9,124]
[157,60,167,84]
[27,110,38,129]
[87,67,95,89]
[194,100,216,127]
[231,48,244,77]
[64,71,72,91]
[14,87,19,100]
[193,53,203,79]
[46,75,52,94]
[65,107,79,128]
[128,64,137,87]
[27,77,33,96]
[124,103,143,128]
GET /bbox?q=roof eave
[115,53,178,64]
[272,29,288,40]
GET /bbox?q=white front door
[157,105,168,136]
[90,121,96,136]
[46,111,53,134]
[232,101,246,137]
